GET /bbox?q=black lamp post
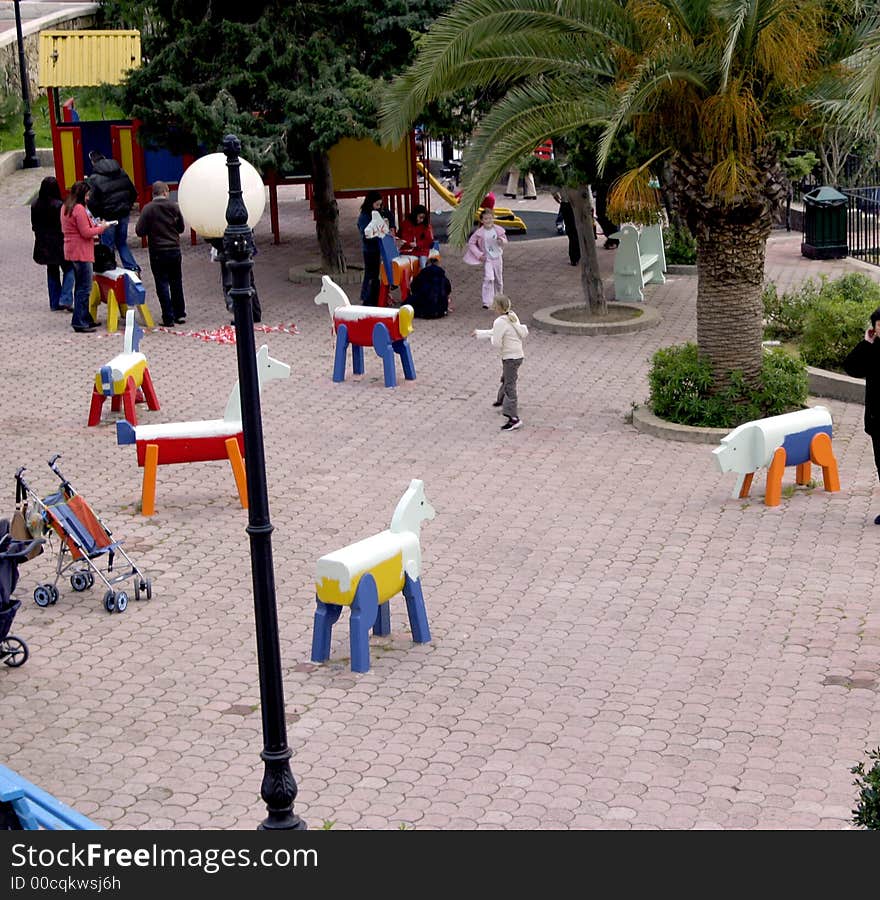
[221,134,305,830]
[13,0,40,169]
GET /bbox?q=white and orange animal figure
[713,405,841,506]
[311,479,435,673]
[314,275,416,388]
[88,310,160,427]
[116,345,290,516]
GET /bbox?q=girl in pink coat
[463,209,508,308]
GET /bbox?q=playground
[2,148,880,829]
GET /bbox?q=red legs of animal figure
[764,447,787,507]
[745,434,840,509]
[737,473,754,499]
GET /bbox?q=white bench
[612,223,667,301]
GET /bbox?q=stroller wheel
[86,572,95,589]
[1,637,29,667]
[70,571,90,592]
[34,585,52,608]
[48,585,59,605]
[103,591,116,613]
[115,591,129,613]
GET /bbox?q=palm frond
[699,86,764,158]
[705,151,757,201]
[379,0,638,146]
[606,153,667,224]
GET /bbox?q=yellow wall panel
[328,138,412,191]
[59,130,77,189]
[39,31,141,87]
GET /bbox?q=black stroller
[0,519,42,667]
[16,457,151,614]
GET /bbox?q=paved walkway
[1,160,879,830]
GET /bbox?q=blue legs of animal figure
[332,324,366,382]
[310,572,431,673]
[372,323,416,389]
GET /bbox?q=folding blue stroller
[0,518,42,667]
[16,457,151,614]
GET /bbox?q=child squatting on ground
[463,208,508,308]
[473,294,528,431]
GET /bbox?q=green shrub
[663,222,697,265]
[800,294,877,370]
[762,279,819,340]
[763,273,880,356]
[852,747,880,829]
[648,343,808,428]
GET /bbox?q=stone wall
[0,7,99,100]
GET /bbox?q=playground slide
[418,161,527,233]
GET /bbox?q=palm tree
[381,0,850,388]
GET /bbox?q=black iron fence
[842,187,880,267]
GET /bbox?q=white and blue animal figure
[713,406,841,506]
[311,479,435,673]
[314,275,416,388]
[88,310,160,427]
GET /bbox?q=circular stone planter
[289,264,363,285]
[631,405,728,444]
[532,302,661,335]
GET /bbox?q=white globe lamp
[177,151,266,237]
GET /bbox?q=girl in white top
[472,294,528,431]
[463,209,508,308]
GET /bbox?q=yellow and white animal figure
[311,479,435,673]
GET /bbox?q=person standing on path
[31,176,73,311]
[463,208,508,309]
[553,190,580,266]
[472,293,528,432]
[844,306,880,523]
[61,180,109,333]
[357,191,396,306]
[136,181,187,326]
[87,151,140,272]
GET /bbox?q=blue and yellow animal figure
[116,345,289,516]
[311,479,435,673]
[88,310,160,427]
[713,405,841,506]
[89,268,155,333]
[314,275,416,388]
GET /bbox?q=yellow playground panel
[329,138,414,191]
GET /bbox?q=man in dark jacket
[407,254,451,318]
[135,181,187,327]
[844,306,880,523]
[87,151,140,272]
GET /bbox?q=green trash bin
[802,186,848,259]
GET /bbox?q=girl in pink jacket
[61,180,108,332]
[463,209,508,308]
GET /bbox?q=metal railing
[842,187,880,267]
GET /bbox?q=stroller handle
[48,454,62,471]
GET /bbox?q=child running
[463,208,508,308]
[472,294,528,431]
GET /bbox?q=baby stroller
[0,518,42,667]
[16,456,152,614]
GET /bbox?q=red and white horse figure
[314,275,416,388]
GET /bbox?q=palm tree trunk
[568,184,606,314]
[310,149,346,273]
[696,218,768,388]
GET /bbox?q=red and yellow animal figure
[713,405,841,506]
[314,275,416,388]
[89,268,155,333]
[311,479,435,673]
[116,345,290,516]
[88,310,160,427]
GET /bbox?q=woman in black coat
[31,177,73,311]
[844,306,880,523]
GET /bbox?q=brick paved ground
[1,159,878,830]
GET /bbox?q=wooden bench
[0,763,102,830]
[612,223,667,302]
